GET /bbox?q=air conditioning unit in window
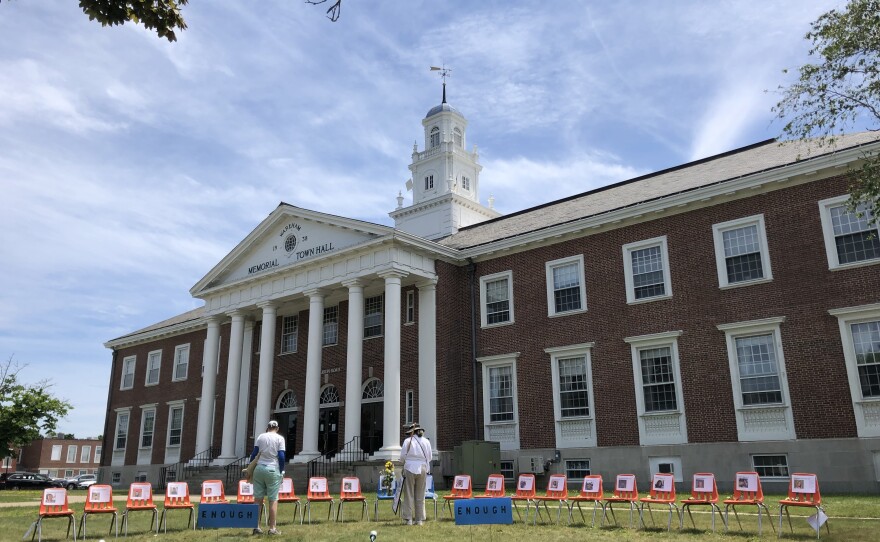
[517,456,545,474]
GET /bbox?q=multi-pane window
[852,320,880,398]
[281,315,298,353]
[405,291,415,324]
[735,334,783,405]
[565,459,591,481]
[430,127,440,148]
[424,175,434,190]
[323,306,338,346]
[173,345,189,381]
[115,412,129,450]
[830,305,880,438]
[66,446,77,463]
[364,295,384,338]
[545,255,586,316]
[146,350,161,385]
[461,176,470,191]
[95,446,102,463]
[752,455,789,478]
[121,356,136,390]
[51,445,62,461]
[405,390,414,425]
[140,410,155,448]
[500,460,515,482]
[168,406,183,446]
[820,195,880,268]
[558,357,590,417]
[80,446,91,463]
[639,347,678,412]
[485,277,511,324]
[453,127,462,147]
[623,237,671,303]
[712,215,772,287]
[488,366,514,422]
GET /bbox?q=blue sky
[0,1,842,438]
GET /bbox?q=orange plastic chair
[235,479,267,527]
[723,471,775,536]
[475,474,506,498]
[602,474,639,527]
[777,473,829,539]
[638,473,679,531]
[442,475,472,518]
[199,480,227,504]
[31,488,77,542]
[567,474,603,526]
[302,477,334,524]
[79,484,117,539]
[278,477,302,524]
[159,481,195,533]
[336,477,367,522]
[533,474,569,525]
[121,482,158,535]
[510,474,537,522]
[680,473,723,532]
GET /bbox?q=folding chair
[532,474,568,525]
[475,474,506,498]
[778,473,829,539]
[336,477,367,522]
[373,474,397,521]
[302,477,334,524]
[159,481,194,533]
[602,474,639,527]
[638,473,679,531]
[121,482,158,536]
[199,480,227,504]
[723,471,775,536]
[510,474,537,523]
[425,474,439,520]
[31,488,77,542]
[680,473,723,532]
[278,477,302,525]
[568,475,603,527]
[442,475,472,518]
[79,484,118,539]
[235,480,266,526]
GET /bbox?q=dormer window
[430,127,440,148]
[454,128,462,147]
[425,175,434,190]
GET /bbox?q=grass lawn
[0,490,877,541]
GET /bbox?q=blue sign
[197,504,260,529]
[454,498,513,525]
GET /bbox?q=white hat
[268,420,279,429]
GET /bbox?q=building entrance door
[277,411,298,456]
[360,401,383,455]
[318,408,338,458]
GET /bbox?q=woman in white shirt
[400,422,432,525]
[248,420,286,535]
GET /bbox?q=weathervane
[430,64,452,103]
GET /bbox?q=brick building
[18,438,102,478]
[102,92,880,492]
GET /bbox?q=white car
[63,474,97,490]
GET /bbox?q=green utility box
[452,440,500,489]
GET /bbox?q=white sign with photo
[652,474,671,492]
[90,485,112,503]
[692,474,714,493]
[239,482,254,496]
[616,475,635,492]
[310,478,327,493]
[203,481,222,498]
[518,476,534,492]
[281,478,292,494]
[548,475,565,491]
[792,475,817,494]
[736,474,758,493]
[43,489,66,505]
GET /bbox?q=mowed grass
[0,490,878,541]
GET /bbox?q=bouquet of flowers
[382,460,395,492]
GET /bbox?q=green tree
[774,0,880,225]
[0,356,72,459]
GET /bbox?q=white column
[377,270,406,459]
[295,289,325,462]
[235,318,254,457]
[195,316,221,455]
[254,302,277,438]
[218,311,245,462]
[342,280,364,447]
[418,279,438,455]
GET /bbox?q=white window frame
[711,214,773,288]
[479,271,515,328]
[829,302,880,437]
[80,446,91,463]
[51,445,62,461]
[622,236,673,304]
[167,403,185,447]
[323,306,338,346]
[649,456,683,483]
[564,459,591,484]
[172,344,189,382]
[364,295,384,338]
[405,390,414,425]
[405,291,415,324]
[139,408,156,449]
[114,411,130,451]
[751,454,790,479]
[120,355,136,390]
[545,255,587,317]
[477,352,521,451]
[624,331,688,445]
[145,350,162,386]
[717,317,795,441]
[819,194,880,270]
[280,315,298,353]
[66,445,77,463]
[545,343,597,448]
[94,446,102,463]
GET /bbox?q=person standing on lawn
[400,422,432,525]
[249,420,285,535]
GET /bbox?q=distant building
[18,437,102,478]
[102,89,880,492]
[1,454,16,474]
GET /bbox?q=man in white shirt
[400,422,432,525]
[249,420,286,535]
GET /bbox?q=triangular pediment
[191,204,392,295]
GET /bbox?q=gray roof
[439,133,880,250]
[425,103,461,118]
[109,305,205,343]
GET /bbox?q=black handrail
[224,456,250,489]
[307,436,367,479]
[157,446,220,491]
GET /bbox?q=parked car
[62,473,97,490]
[2,472,64,490]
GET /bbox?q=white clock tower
[390,83,500,240]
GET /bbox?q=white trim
[66,445,77,463]
[818,194,880,270]
[166,403,185,447]
[172,344,190,382]
[545,255,587,317]
[145,349,162,387]
[648,456,683,483]
[624,331,688,445]
[476,352,521,450]
[711,214,773,289]
[717,317,795,441]
[829,302,880,437]
[545,343,596,448]
[120,355,136,390]
[139,408,156,450]
[479,271,515,328]
[50,445,62,461]
[622,236,672,304]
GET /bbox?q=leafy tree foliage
[0,356,72,459]
[78,0,189,42]
[774,0,880,224]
